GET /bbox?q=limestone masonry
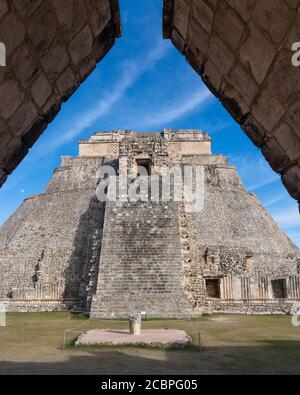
[163,0,300,211]
[0,0,121,187]
[0,130,299,316]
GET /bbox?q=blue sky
[0,0,299,247]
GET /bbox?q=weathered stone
[284,0,299,9]
[287,100,300,139]
[12,0,43,19]
[171,27,186,53]
[69,26,94,66]
[261,137,292,173]
[21,118,48,148]
[0,64,9,85]
[252,0,294,44]
[1,137,27,172]
[192,0,214,33]
[42,96,61,123]
[242,115,265,148]
[76,328,191,347]
[11,44,40,88]
[87,0,112,37]
[56,67,78,101]
[0,79,24,120]
[26,4,57,52]
[266,49,300,106]
[203,60,222,91]
[208,34,235,75]
[0,167,7,186]
[7,100,39,136]
[225,0,254,22]
[239,21,276,85]
[173,0,190,40]
[41,44,69,77]
[0,0,8,21]
[284,6,300,49]
[163,0,300,206]
[273,123,300,162]
[0,13,25,57]
[0,0,121,188]
[7,149,28,173]
[1,130,299,316]
[229,62,259,105]
[76,55,96,83]
[252,89,285,131]
[282,165,300,201]
[0,134,22,167]
[92,22,116,63]
[187,16,210,61]
[0,117,12,162]
[51,0,87,41]
[214,2,245,53]
[220,81,250,122]
[31,74,52,108]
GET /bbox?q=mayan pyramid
[0,130,299,317]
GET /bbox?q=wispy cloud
[248,177,279,191]
[134,89,212,129]
[272,206,300,230]
[230,153,300,247]
[40,40,171,151]
[202,120,233,134]
[229,154,280,191]
[263,192,288,208]
[285,230,300,248]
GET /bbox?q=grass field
[0,312,299,375]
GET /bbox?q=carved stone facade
[163,0,300,209]
[0,130,299,316]
[1,0,300,216]
[0,0,121,187]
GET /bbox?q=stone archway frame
[163,0,300,210]
[0,0,121,187]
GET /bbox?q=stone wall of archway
[0,0,121,186]
[163,0,300,208]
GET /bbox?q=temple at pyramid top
[78,129,212,157]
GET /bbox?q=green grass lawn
[0,312,299,375]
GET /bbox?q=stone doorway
[271,279,287,299]
[136,158,151,176]
[206,279,221,299]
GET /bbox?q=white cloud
[272,206,300,230]
[229,154,279,191]
[263,192,288,208]
[202,120,233,134]
[134,89,212,129]
[42,40,172,151]
[248,177,279,191]
[229,153,300,248]
[285,230,300,248]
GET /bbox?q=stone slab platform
[75,329,192,348]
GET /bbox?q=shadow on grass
[1,341,300,375]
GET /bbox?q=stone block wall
[91,196,191,318]
[1,130,300,316]
[0,0,121,187]
[163,0,300,208]
[0,156,105,311]
[90,130,300,317]
[177,157,300,313]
